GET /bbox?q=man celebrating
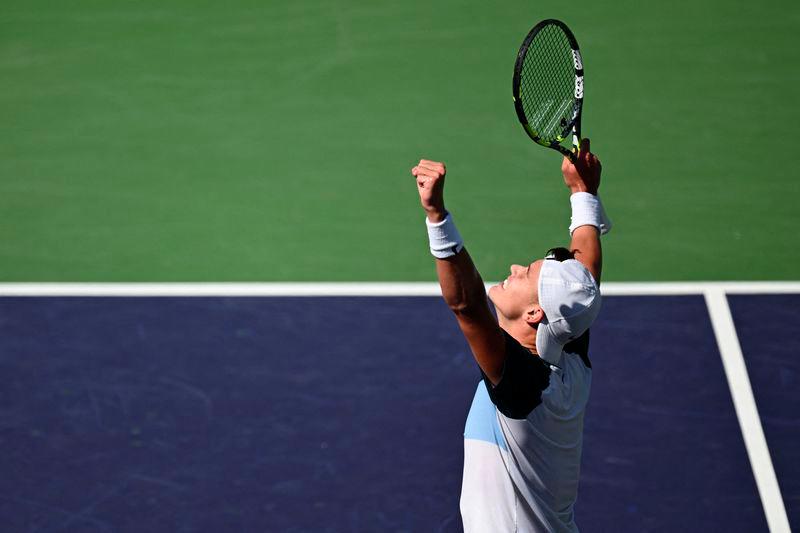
[411,139,610,532]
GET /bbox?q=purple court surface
[0,294,797,532]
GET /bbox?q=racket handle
[571,133,581,161]
[567,148,578,163]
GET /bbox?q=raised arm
[562,138,604,284]
[412,160,506,384]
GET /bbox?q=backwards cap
[535,259,601,366]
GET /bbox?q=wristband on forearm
[569,192,612,235]
[426,212,464,258]
[597,196,612,234]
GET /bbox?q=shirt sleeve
[481,330,552,419]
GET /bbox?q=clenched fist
[411,159,447,223]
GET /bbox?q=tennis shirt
[460,329,592,533]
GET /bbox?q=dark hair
[544,247,575,262]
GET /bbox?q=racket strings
[518,24,576,142]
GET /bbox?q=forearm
[435,248,488,314]
[425,210,487,312]
[567,187,608,283]
[570,225,602,283]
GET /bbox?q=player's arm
[562,138,606,284]
[412,160,506,384]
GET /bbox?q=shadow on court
[0,296,796,532]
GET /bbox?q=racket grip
[567,149,578,163]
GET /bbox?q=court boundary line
[704,289,791,533]
[0,281,799,296]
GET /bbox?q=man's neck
[497,316,538,355]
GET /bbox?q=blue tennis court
[0,288,796,532]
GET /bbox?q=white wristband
[597,195,612,234]
[426,212,464,258]
[569,192,612,235]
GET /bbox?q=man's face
[488,259,545,320]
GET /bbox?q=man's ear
[524,307,545,327]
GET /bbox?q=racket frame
[512,19,584,161]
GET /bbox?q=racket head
[512,19,583,160]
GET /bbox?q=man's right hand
[412,159,447,223]
[562,138,601,196]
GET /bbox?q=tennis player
[411,139,610,532]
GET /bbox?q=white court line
[0,281,799,296]
[704,289,791,533]
[0,282,441,297]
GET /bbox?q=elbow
[447,300,471,315]
[444,290,486,317]
[449,303,484,319]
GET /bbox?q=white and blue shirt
[460,330,592,533]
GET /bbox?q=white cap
[536,259,601,366]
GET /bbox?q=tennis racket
[512,19,584,161]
